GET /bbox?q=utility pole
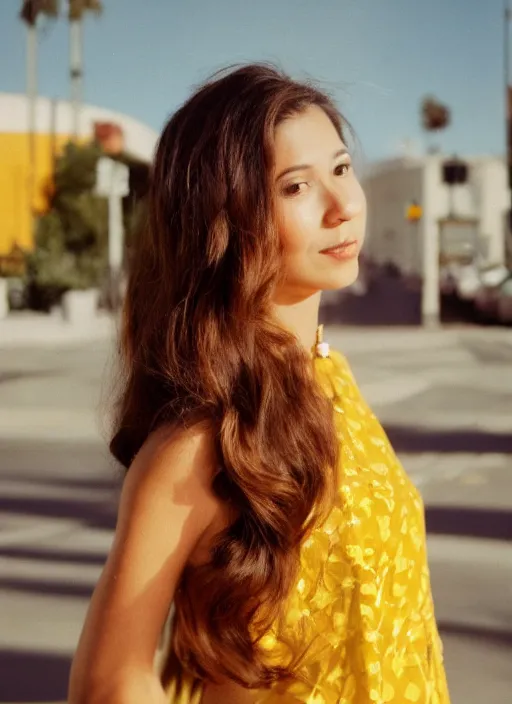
[20,1,40,237]
[506,0,510,180]
[26,16,37,218]
[68,2,102,141]
[69,13,83,139]
[504,0,512,268]
[505,0,512,250]
[20,1,59,245]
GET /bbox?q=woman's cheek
[281,203,317,254]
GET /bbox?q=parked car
[474,269,512,322]
[455,264,481,301]
[440,264,458,296]
[479,265,510,287]
[497,275,512,324]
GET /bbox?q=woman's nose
[323,187,363,227]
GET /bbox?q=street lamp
[505,0,512,199]
[504,0,512,270]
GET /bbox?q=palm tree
[19,1,59,218]
[420,96,451,154]
[68,0,102,140]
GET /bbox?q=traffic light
[406,202,423,222]
[442,158,468,185]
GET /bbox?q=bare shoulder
[125,421,221,516]
[115,420,229,567]
[113,422,222,554]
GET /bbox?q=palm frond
[20,0,60,25]
[421,96,451,132]
[68,0,102,20]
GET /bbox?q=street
[0,325,511,703]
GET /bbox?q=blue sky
[0,0,507,161]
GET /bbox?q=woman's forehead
[273,106,346,172]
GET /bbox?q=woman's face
[272,105,366,302]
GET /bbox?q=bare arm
[68,424,221,704]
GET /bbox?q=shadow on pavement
[426,506,512,541]
[438,621,512,648]
[0,576,95,600]
[0,648,70,702]
[384,425,512,540]
[384,425,512,454]
[0,491,118,532]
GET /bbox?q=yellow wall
[0,132,73,256]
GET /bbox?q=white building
[363,154,509,277]
[0,93,159,254]
[0,92,159,163]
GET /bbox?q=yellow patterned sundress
[165,334,451,704]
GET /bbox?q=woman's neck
[272,291,322,352]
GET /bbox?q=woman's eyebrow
[275,148,349,181]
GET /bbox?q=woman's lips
[320,240,359,261]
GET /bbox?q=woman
[69,64,450,704]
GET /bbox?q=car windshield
[500,276,512,296]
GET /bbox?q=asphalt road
[0,326,511,703]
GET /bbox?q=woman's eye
[335,163,351,176]
[283,182,307,197]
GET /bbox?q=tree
[420,96,451,154]
[67,0,102,139]
[28,142,108,309]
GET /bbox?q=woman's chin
[321,258,360,291]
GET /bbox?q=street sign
[95,157,130,198]
[95,157,130,311]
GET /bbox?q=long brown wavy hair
[110,63,345,689]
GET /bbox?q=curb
[0,314,116,349]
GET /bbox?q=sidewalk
[1,308,510,348]
[1,318,511,442]
[0,310,116,349]
[0,327,463,442]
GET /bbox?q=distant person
[69,64,450,704]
